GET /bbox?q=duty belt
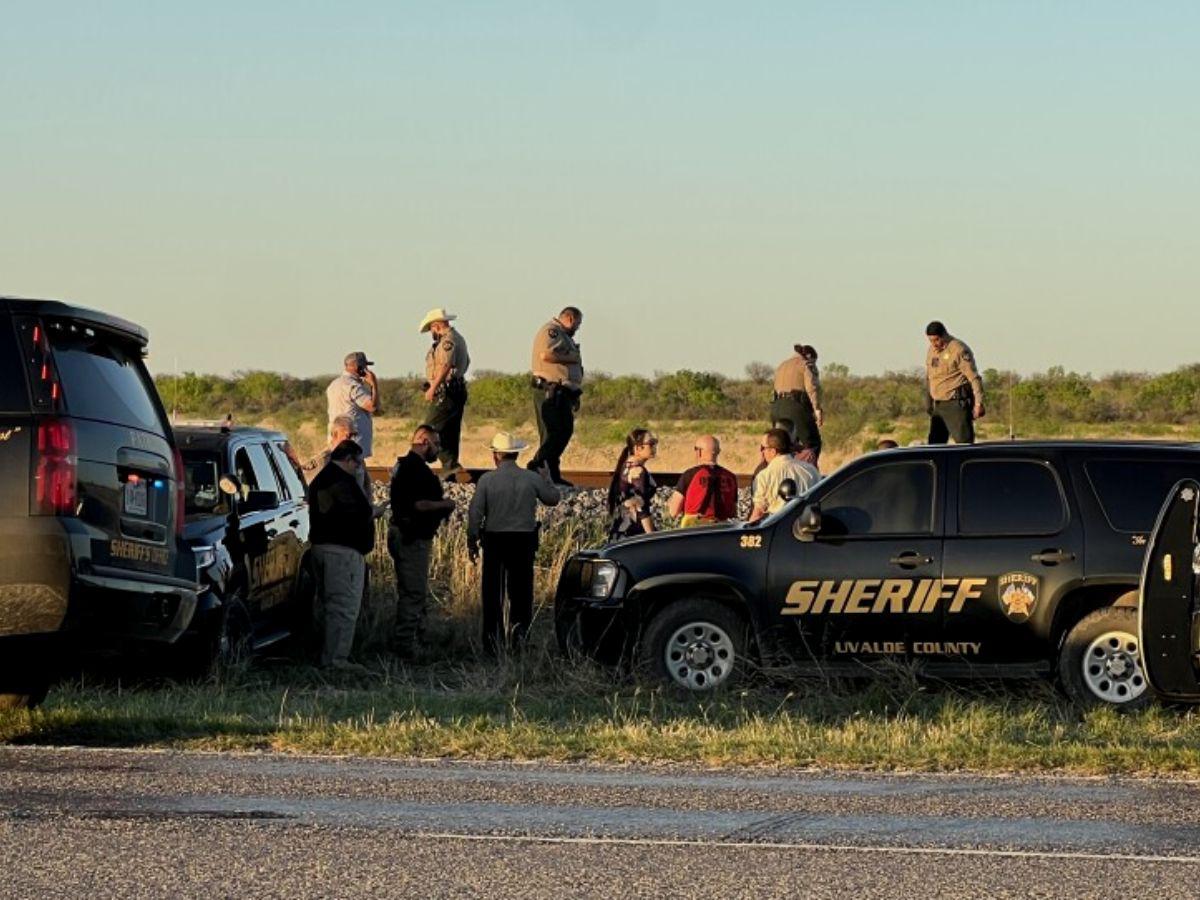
[773,390,805,401]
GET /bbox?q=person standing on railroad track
[924,321,985,444]
[528,306,584,487]
[418,308,471,481]
[326,351,380,461]
[771,343,823,465]
[467,432,560,655]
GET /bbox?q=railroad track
[365,466,754,489]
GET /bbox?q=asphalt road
[4,747,1200,898]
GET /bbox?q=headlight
[193,545,217,573]
[589,560,619,599]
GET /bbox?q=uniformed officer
[419,307,471,479]
[467,432,560,654]
[771,344,824,463]
[924,321,985,444]
[527,306,584,487]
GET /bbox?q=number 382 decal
[739,535,763,549]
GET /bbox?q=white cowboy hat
[418,307,457,333]
[489,431,529,453]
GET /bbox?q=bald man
[668,435,740,527]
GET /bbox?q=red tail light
[172,447,186,535]
[35,419,77,516]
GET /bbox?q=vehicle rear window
[959,460,1066,535]
[182,451,227,515]
[820,461,935,536]
[46,320,165,435]
[0,318,29,412]
[1086,459,1200,532]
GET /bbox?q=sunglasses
[639,439,658,447]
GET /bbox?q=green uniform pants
[528,386,576,482]
[388,528,432,656]
[425,388,467,470]
[928,400,975,444]
[312,543,366,667]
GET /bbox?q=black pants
[770,394,821,458]
[928,400,975,444]
[426,388,467,470]
[528,386,576,482]
[480,531,538,654]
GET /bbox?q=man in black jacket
[388,425,455,658]
[310,440,375,673]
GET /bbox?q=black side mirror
[778,478,798,503]
[793,503,822,543]
[241,490,279,513]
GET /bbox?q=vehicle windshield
[182,452,227,516]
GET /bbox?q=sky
[2,2,1197,379]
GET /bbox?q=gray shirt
[326,373,374,457]
[468,460,560,539]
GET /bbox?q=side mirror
[218,475,242,497]
[778,478,798,503]
[240,490,279,513]
[793,503,822,543]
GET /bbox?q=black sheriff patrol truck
[556,441,1200,707]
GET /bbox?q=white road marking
[408,831,1200,865]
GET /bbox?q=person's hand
[924,394,934,415]
[536,462,553,482]
[973,402,986,420]
[467,539,479,564]
[423,386,437,403]
[815,409,824,428]
[362,368,378,386]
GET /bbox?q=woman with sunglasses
[607,428,659,540]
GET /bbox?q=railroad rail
[365,466,755,490]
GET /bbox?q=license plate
[124,480,148,517]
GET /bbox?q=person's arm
[748,503,768,524]
[957,344,986,417]
[667,490,685,519]
[637,473,655,532]
[424,340,454,402]
[466,482,485,562]
[353,375,379,415]
[806,365,824,428]
[533,468,561,506]
[748,471,770,523]
[413,498,455,512]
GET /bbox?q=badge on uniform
[548,328,559,339]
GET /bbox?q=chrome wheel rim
[1082,629,1147,704]
[664,621,736,690]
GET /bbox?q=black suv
[0,297,198,706]
[556,441,1200,707]
[176,425,313,671]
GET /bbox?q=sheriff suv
[0,297,198,707]
[176,425,313,673]
[556,441,1200,707]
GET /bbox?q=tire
[638,598,750,692]
[0,684,49,711]
[1059,607,1151,709]
[177,590,252,680]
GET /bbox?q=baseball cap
[344,351,374,367]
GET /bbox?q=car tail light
[172,447,186,536]
[34,418,77,516]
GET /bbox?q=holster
[953,384,975,409]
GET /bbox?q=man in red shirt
[667,435,739,527]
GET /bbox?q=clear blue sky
[2,2,1196,379]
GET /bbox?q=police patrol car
[555,441,1200,707]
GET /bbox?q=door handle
[889,551,934,568]
[1031,549,1076,565]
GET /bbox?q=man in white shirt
[326,351,380,459]
[748,428,820,523]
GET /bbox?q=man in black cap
[326,351,380,460]
[924,321,985,444]
[309,439,375,674]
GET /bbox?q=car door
[767,457,944,664]
[262,440,309,632]
[940,454,1082,665]
[1139,478,1200,701]
[228,442,289,632]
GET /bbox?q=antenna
[1008,370,1015,440]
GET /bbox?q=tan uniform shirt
[926,337,984,404]
[773,355,822,411]
[530,319,584,390]
[425,327,470,383]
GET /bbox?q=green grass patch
[6,663,1200,775]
